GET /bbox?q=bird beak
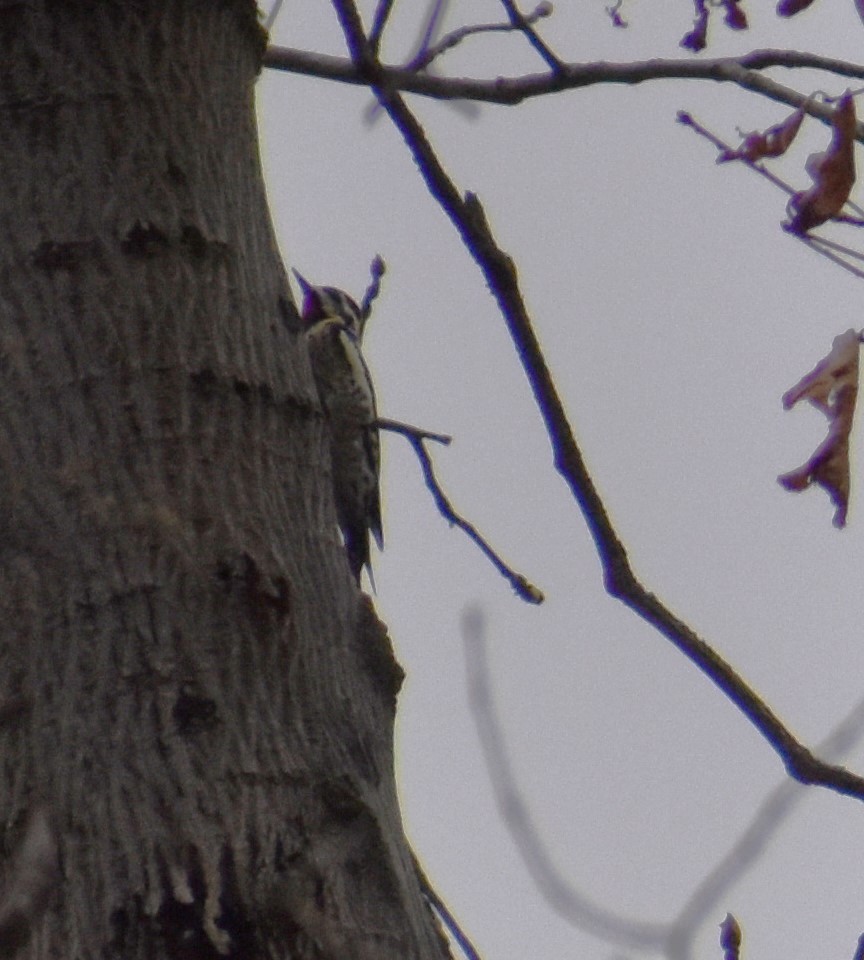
[292,269,312,295]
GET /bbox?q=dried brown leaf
[606,1,628,28]
[718,107,804,163]
[779,328,861,527]
[722,0,748,29]
[681,0,708,51]
[787,91,857,234]
[777,0,817,15]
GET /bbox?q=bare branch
[263,0,286,32]
[719,914,742,960]
[263,45,864,118]
[379,418,544,604]
[413,854,484,960]
[806,233,864,263]
[498,0,561,72]
[325,0,864,804]
[417,0,448,62]
[680,111,864,277]
[666,691,864,958]
[410,11,549,73]
[369,0,396,55]
[678,110,796,196]
[365,0,482,123]
[466,606,864,957]
[797,234,864,281]
[462,609,669,950]
[331,0,369,65]
[360,255,387,321]
[377,417,452,446]
[332,0,542,605]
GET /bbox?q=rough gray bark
[0,2,449,958]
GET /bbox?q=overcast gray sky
[260,4,864,958]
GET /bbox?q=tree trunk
[0,3,448,958]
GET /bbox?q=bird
[293,269,383,585]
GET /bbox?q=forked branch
[679,110,864,279]
[264,44,864,123]
[328,0,864,805]
[464,610,864,957]
[409,2,553,72]
[378,418,544,604]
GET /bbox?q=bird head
[293,270,363,338]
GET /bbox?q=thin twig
[677,111,796,196]
[681,111,864,277]
[361,255,387,321]
[606,0,628,28]
[381,418,543,604]
[377,417,452,446]
[410,19,540,72]
[688,98,864,226]
[330,3,541,604]
[806,233,864,262]
[263,0,286,32]
[369,0,396,55]
[796,234,864,280]
[421,1,553,71]
[370,0,484,123]
[498,0,560,72]
[719,914,742,960]
[833,210,864,224]
[413,854,484,960]
[327,0,864,805]
[417,0,448,62]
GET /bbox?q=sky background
[259,4,864,958]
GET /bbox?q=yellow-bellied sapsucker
[294,270,383,584]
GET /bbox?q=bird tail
[345,527,376,593]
